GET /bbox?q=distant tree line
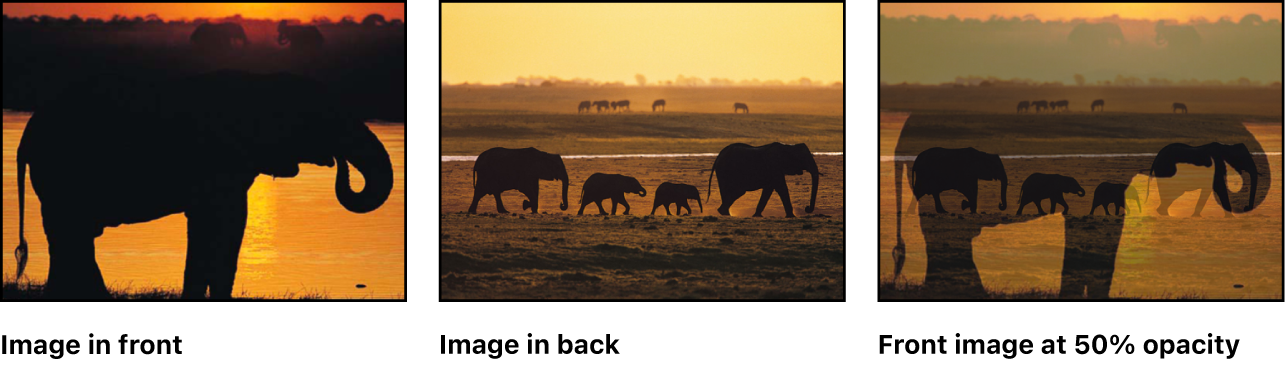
[1,13,404,28]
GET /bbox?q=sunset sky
[880,3,1281,22]
[442,3,843,85]
[2,3,403,21]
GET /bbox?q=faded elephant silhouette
[593,100,611,113]
[733,102,749,113]
[891,113,1269,298]
[578,101,592,114]
[1016,101,1029,113]
[1091,99,1105,112]
[614,100,630,112]
[651,182,702,215]
[1052,100,1069,112]
[1068,22,1125,48]
[1032,100,1049,113]
[653,99,666,112]
[1155,20,1201,49]
[1146,142,1261,217]
[1015,173,1085,215]
[278,20,325,50]
[1173,102,1188,113]
[190,23,249,50]
[578,173,646,215]
[468,147,570,214]
[707,143,820,217]
[1090,182,1138,216]
[12,71,393,299]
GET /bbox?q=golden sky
[442,3,843,85]
[880,3,1281,22]
[2,3,404,21]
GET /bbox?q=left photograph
[2,3,407,300]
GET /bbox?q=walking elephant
[1015,173,1085,215]
[469,147,570,214]
[1146,142,1260,217]
[905,147,1009,214]
[1173,102,1188,113]
[651,182,702,215]
[707,142,820,217]
[593,100,611,113]
[578,101,592,113]
[577,173,646,215]
[891,113,1269,298]
[1016,101,1029,113]
[614,100,631,111]
[1032,100,1049,113]
[190,22,249,50]
[1089,182,1138,216]
[1091,99,1105,112]
[653,99,666,112]
[12,71,394,299]
[733,102,749,113]
[1052,100,1069,112]
[278,20,325,50]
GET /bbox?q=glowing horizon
[880,3,1281,22]
[1,3,404,22]
[442,3,843,85]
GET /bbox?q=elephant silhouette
[593,100,611,113]
[1145,142,1261,217]
[1015,173,1085,215]
[578,101,592,114]
[1032,100,1049,113]
[733,102,749,114]
[892,113,1269,298]
[1068,22,1126,48]
[1052,100,1069,112]
[1091,99,1105,112]
[610,101,618,111]
[614,100,630,112]
[1155,20,1201,49]
[190,23,249,50]
[1173,102,1188,113]
[904,147,1008,214]
[277,20,325,50]
[651,182,702,215]
[653,99,666,112]
[469,147,570,214]
[707,142,820,217]
[577,173,646,215]
[1089,182,1138,216]
[1016,101,1029,114]
[11,71,394,299]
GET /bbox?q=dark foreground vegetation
[0,280,375,300]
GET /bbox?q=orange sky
[880,3,1281,22]
[2,3,403,21]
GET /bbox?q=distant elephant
[733,102,749,113]
[653,99,666,112]
[1155,20,1201,49]
[1052,100,1069,112]
[578,101,592,114]
[577,173,646,215]
[1015,173,1085,215]
[1146,142,1260,217]
[1068,22,1126,48]
[277,20,325,50]
[651,182,702,215]
[1089,182,1138,216]
[615,100,630,111]
[12,71,393,299]
[1091,99,1105,112]
[593,100,611,113]
[707,142,820,217]
[1173,102,1188,113]
[610,101,618,111]
[1032,100,1049,113]
[905,147,1008,214]
[469,147,570,214]
[1016,101,1029,113]
[190,23,249,50]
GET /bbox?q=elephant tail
[472,169,476,189]
[893,161,907,280]
[1143,168,1153,207]
[14,154,28,280]
[706,164,716,203]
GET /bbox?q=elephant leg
[775,183,796,218]
[613,195,631,215]
[753,188,774,217]
[186,193,249,299]
[43,225,110,299]
[718,189,745,216]
[1016,199,1028,215]
[1035,199,1047,215]
[920,218,988,297]
[679,201,691,215]
[595,200,609,215]
[521,183,539,213]
[961,183,978,213]
[1060,216,1124,299]
[468,190,486,214]
[665,204,673,216]
[493,193,509,214]
[931,192,948,213]
[577,199,589,215]
[1115,203,1123,216]
[1156,185,1181,216]
[1192,187,1212,217]
[1055,194,1069,215]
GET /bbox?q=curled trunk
[335,127,393,213]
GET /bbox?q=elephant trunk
[1076,189,1085,197]
[805,171,819,213]
[698,196,704,213]
[638,189,647,197]
[1244,171,1258,212]
[335,126,393,213]
[997,175,1009,210]
[560,176,570,211]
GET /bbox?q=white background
[2,2,1285,371]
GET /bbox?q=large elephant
[278,20,325,50]
[1015,173,1085,215]
[468,147,570,214]
[12,71,393,299]
[190,23,249,50]
[1146,142,1260,217]
[651,182,702,215]
[904,147,1008,214]
[891,113,1269,298]
[577,173,646,215]
[706,142,819,217]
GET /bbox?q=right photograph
[439,3,844,300]
[880,3,1283,300]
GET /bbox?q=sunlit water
[3,112,405,299]
[879,111,1283,299]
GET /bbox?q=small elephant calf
[1016,173,1085,215]
[578,173,647,215]
[1089,182,1140,216]
[651,182,703,215]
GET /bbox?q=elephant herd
[576,100,751,113]
[1016,99,1191,114]
[189,21,325,51]
[468,143,820,218]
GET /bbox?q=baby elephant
[578,173,647,215]
[1016,173,1085,215]
[1089,182,1140,216]
[651,182,703,215]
